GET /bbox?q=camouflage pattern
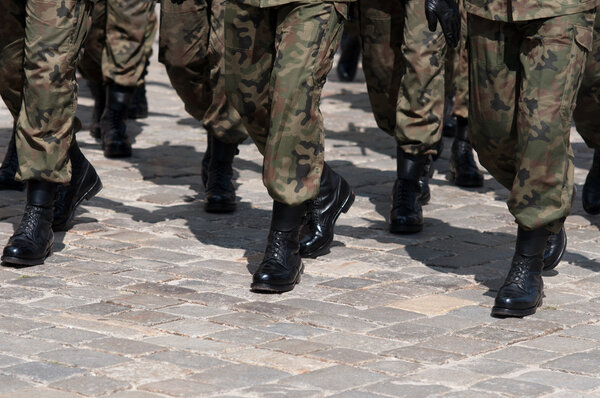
[466,0,597,22]
[574,11,600,151]
[225,2,346,205]
[444,0,468,119]
[468,10,596,233]
[359,0,447,156]
[79,0,157,87]
[0,0,93,183]
[240,0,354,7]
[159,0,247,145]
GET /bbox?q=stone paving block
[368,321,448,342]
[0,286,45,301]
[308,348,379,365]
[318,277,378,290]
[541,350,600,376]
[29,296,91,311]
[206,328,282,345]
[238,383,321,397]
[455,325,534,344]
[144,335,237,354]
[455,358,525,376]
[519,335,598,354]
[185,292,247,308]
[281,364,386,391]
[104,392,165,398]
[156,318,228,337]
[409,367,489,387]
[84,338,165,356]
[0,388,82,398]
[222,347,331,374]
[123,282,196,298]
[160,303,229,319]
[326,289,406,308]
[2,361,84,383]
[472,377,554,396]
[363,382,450,398]
[101,360,192,384]
[50,374,130,396]
[0,333,60,355]
[118,248,197,264]
[327,391,388,398]
[67,302,130,316]
[279,298,359,317]
[110,310,181,326]
[7,276,66,289]
[0,316,51,334]
[384,346,466,365]
[0,354,24,368]
[388,294,477,316]
[0,374,33,394]
[258,323,331,339]
[258,338,330,355]
[292,313,378,333]
[139,378,216,397]
[519,370,600,391]
[27,327,105,344]
[39,348,131,369]
[208,311,275,328]
[440,391,503,398]
[559,324,600,341]
[352,306,425,325]
[310,331,408,354]
[484,346,562,364]
[107,294,182,310]
[417,335,501,356]
[145,350,229,371]
[193,363,290,389]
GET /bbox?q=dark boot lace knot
[15,206,45,239]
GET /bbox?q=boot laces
[108,109,126,137]
[505,255,532,286]
[393,180,415,209]
[207,164,233,192]
[264,230,294,265]
[15,205,45,239]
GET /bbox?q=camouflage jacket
[237,0,355,7]
[466,0,598,21]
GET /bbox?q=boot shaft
[271,201,307,232]
[515,226,550,258]
[27,180,58,208]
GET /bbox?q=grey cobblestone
[1,37,599,396]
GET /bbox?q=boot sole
[2,247,53,266]
[491,297,542,318]
[250,263,304,293]
[449,171,484,188]
[53,176,103,232]
[205,202,237,214]
[301,191,355,259]
[390,223,423,234]
[104,149,132,158]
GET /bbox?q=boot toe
[390,213,423,234]
[205,194,236,213]
[104,142,132,158]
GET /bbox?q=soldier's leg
[0,0,26,190]
[79,0,107,139]
[574,12,600,214]
[448,0,483,188]
[128,8,157,120]
[3,0,102,266]
[100,0,157,158]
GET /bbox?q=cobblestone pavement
[1,50,600,398]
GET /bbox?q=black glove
[170,0,186,4]
[425,0,460,48]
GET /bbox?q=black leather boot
[492,226,548,318]
[53,140,103,231]
[543,227,566,271]
[419,156,433,205]
[201,134,212,188]
[390,150,428,234]
[101,84,135,158]
[300,163,355,258]
[252,201,307,293]
[442,114,457,138]
[450,117,484,188]
[204,136,238,213]
[87,80,105,139]
[337,32,361,82]
[2,180,57,266]
[0,129,25,191]
[128,83,149,119]
[583,150,600,215]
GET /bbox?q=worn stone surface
[0,30,599,397]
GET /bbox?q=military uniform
[444,0,468,120]
[159,0,246,145]
[467,0,597,233]
[225,0,354,205]
[359,0,447,157]
[0,0,94,183]
[79,0,157,88]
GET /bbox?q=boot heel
[342,192,355,213]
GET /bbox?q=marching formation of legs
[1,0,600,321]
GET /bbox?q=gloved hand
[425,0,460,48]
[170,0,186,4]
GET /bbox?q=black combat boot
[390,149,429,234]
[583,150,600,215]
[492,226,549,318]
[543,227,566,271]
[251,201,307,293]
[442,114,457,138]
[201,134,212,188]
[101,83,135,158]
[0,129,25,191]
[300,163,355,258]
[204,136,238,213]
[53,140,103,231]
[450,116,484,188]
[88,80,105,139]
[337,33,361,82]
[2,180,57,266]
[419,156,433,205]
[128,83,149,119]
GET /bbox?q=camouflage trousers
[0,0,93,183]
[79,0,157,87]
[225,2,346,205]
[444,0,468,119]
[574,11,600,150]
[159,0,246,145]
[468,11,595,233]
[359,0,447,156]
